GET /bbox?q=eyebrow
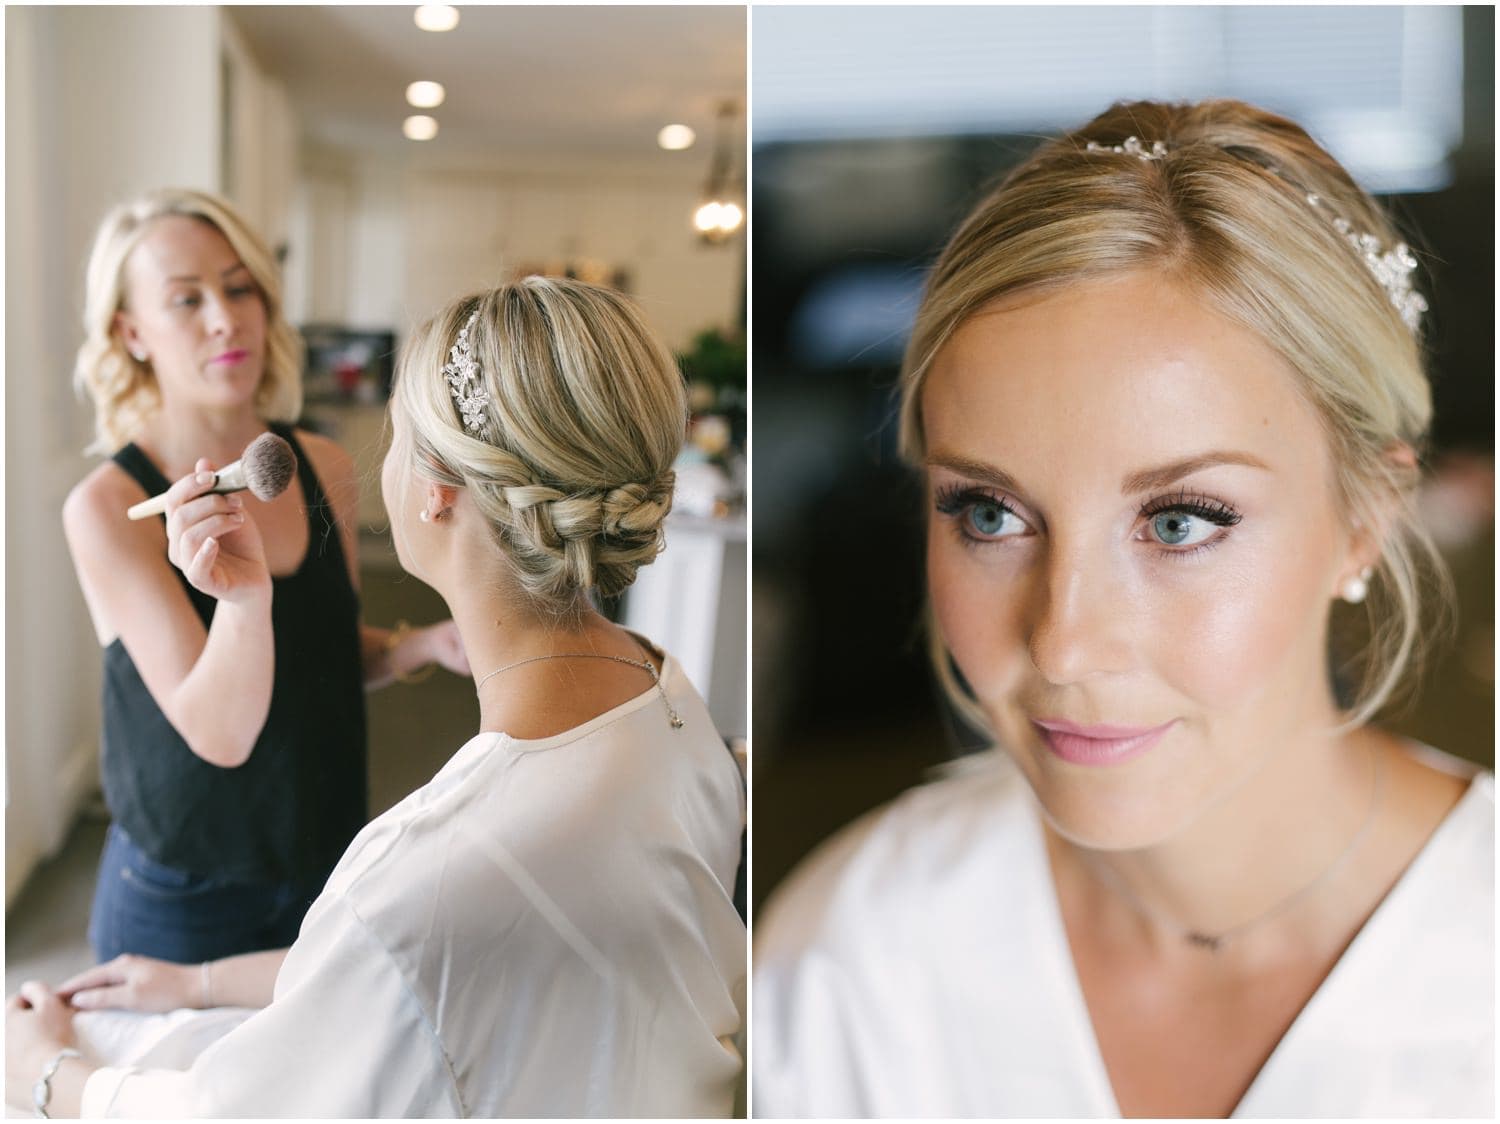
[165,263,251,284]
[1120,451,1271,494]
[925,452,1025,494]
[926,449,1271,495]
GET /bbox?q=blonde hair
[899,99,1450,730]
[393,278,687,613]
[75,188,302,453]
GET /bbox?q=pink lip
[211,349,250,365]
[1031,717,1177,767]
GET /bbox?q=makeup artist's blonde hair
[75,188,302,454]
[392,278,686,614]
[899,98,1449,730]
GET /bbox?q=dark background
[751,5,1496,910]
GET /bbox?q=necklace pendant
[669,711,684,729]
[1186,931,1223,952]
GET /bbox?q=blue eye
[968,499,1022,538]
[1152,510,1208,546]
[173,294,201,308]
[1141,494,1242,552]
[935,485,1028,544]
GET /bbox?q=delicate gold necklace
[474,651,683,729]
[1078,745,1384,952]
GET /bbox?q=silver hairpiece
[442,310,491,437]
[1305,194,1428,332]
[1085,136,1168,161]
[1081,136,1427,332]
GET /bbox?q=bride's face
[921,271,1367,850]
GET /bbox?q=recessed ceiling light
[657,124,696,151]
[403,115,440,141]
[414,5,459,33]
[406,81,446,109]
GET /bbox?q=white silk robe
[754,747,1493,1118]
[80,656,747,1118]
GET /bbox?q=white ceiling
[229,5,746,163]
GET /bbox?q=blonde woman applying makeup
[8,279,746,1118]
[754,100,1492,1118]
[54,189,465,970]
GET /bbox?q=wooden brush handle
[126,464,247,521]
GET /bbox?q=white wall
[408,165,742,348]
[286,161,354,325]
[220,13,298,252]
[290,149,743,349]
[4,6,297,905]
[346,161,408,329]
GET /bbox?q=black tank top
[100,424,368,885]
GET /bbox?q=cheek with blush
[379,432,415,568]
[379,448,397,527]
[1137,532,1339,721]
[926,524,1033,708]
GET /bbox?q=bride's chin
[1008,754,1204,853]
[1033,795,1182,853]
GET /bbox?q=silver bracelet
[33,1047,82,1119]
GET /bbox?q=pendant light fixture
[693,100,744,244]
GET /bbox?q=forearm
[361,623,431,691]
[37,1054,91,1119]
[168,592,275,767]
[202,948,285,1010]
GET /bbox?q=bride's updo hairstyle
[898,98,1448,729]
[393,277,686,613]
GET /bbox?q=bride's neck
[444,579,643,721]
[1047,722,1384,965]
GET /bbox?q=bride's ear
[1335,441,1418,599]
[423,482,462,522]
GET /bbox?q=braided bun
[393,278,687,613]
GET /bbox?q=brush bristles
[242,433,297,501]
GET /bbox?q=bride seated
[8,278,746,1118]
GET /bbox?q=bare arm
[63,459,274,768]
[57,948,287,1014]
[297,430,469,688]
[200,948,286,1009]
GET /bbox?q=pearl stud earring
[1341,567,1374,604]
[419,509,432,523]
[130,348,148,362]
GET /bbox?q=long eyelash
[933,482,1005,517]
[1138,490,1242,526]
[933,483,1019,549]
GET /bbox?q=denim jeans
[87,824,325,964]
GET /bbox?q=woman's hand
[363,619,470,689]
[163,458,271,605]
[421,619,471,677]
[7,982,78,1108]
[57,954,202,1014]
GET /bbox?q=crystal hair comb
[443,309,492,438]
[1084,136,1169,161]
[1304,193,1428,331]
[1082,136,1427,332]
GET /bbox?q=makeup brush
[127,432,298,520]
